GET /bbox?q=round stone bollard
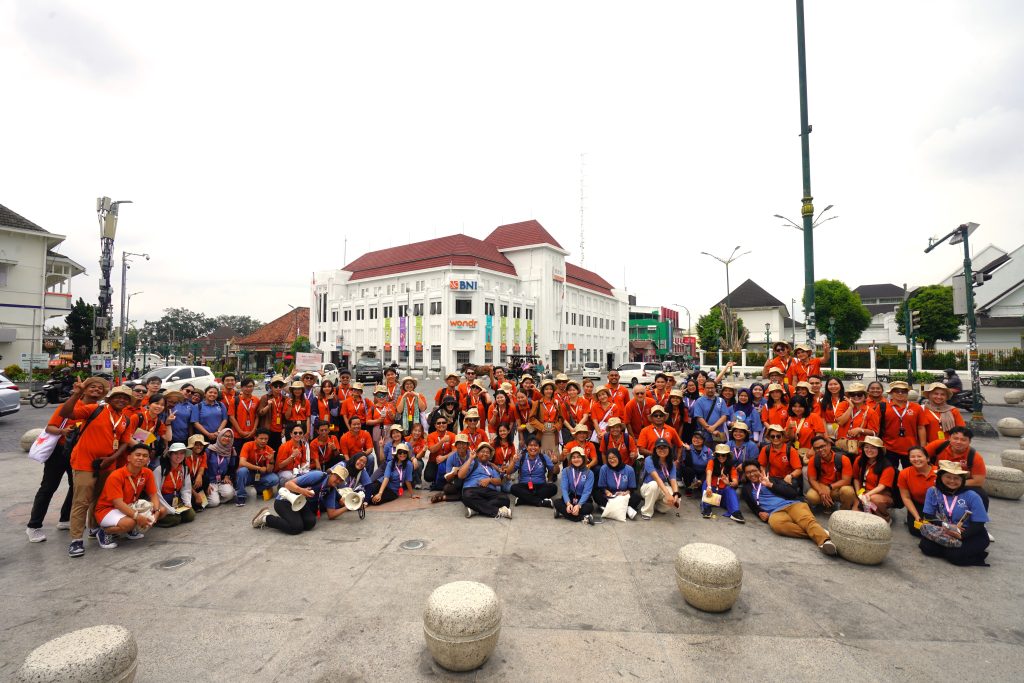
[674,543,742,613]
[982,465,1024,500]
[15,624,138,682]
[907,389,920,403]
[1020,435,1024,450]
[20,428,43,453]
[1004,389,1024,405]
[1001,449,1024,474]
[828,511,892,565]
[996,417,1024,437]
[423,581,501,672]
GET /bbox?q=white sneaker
[987,531,995,543]
[56,521,71,531]
[465,507,475,518]
[497,506,512,519]
[251,507,271,529]
[26,528,46,543]
[626,507,637,520]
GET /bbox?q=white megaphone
[279,487,307,512]
[338,487,365,512]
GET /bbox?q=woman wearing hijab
[919,460,990,566]
[553,446,596,524]
[680,431,713,496]
[205,428,237,506]
[731,387,763,444]
[852,436,896,523]
[701,444,743,522]
[595,449,639,519]
[154,442,196,527]
[919,383,964,443]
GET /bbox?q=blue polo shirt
[464,460,500,490]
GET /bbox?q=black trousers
[265,498,317,535]
[367,480,399,505]
[462,487,510,517]
[919,527,990,566]
[28,445,74,528]
[592,488,641,510]
[442,479,464,501]
[553,498,594,522]
[510,482,557,505]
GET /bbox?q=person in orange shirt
[599,417,638,466]
[784,396,825,452]
[457,367,479,404]
[758,424,802,484]
[311,421,341,470]
[284,380,313,435]
[230,378,261,446]
[852,436,896,522]
[258,375,287,450]
[649,373,672,407]
[220,373,238,421]
[276,424,311,484]
[819,377,850,441]
[918,382,964,444]
[466,380,492,425]
[561,424,599,472]
[435,372,461,407]
[603,370,630,410]
[125,384,147,422]
[879,381,923,470]
[804,435,855,511]
[519,374,543,402]
[424,416,456,488]
[381,367,401,406]
[760,383,790,431]
[185,435,208,510]
[762,341,795,382]
[340,415,377,473]
[93,444,166,550]
[788,342,829,385]
[560,380,591,436]
[460,408,490,450]
[924,426,988,510]
[488,386,516,437]
[865,381,886,409]
[636,405,683,458]
[154,442,197,527]
[623,384,655,438]
[837,383,880,454]
[529,380,562,460]
[235,429,279,505]
[487,366,516,394]
[898,445,937,536]
[341,383,373,430]
[590,387,622,442]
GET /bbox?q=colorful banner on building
[399,317,407,351]
[383,318,391,343]
[500,316,507,343]
[526,319,532,347]
[485,315,493,344]
[513,318,520,343]
[415,316,423,351]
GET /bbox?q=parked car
[0,373,19,391]
[582,362,603,380]
[615,361,664,386]
[354,357,384,385]
[320,363,339,384]
[0,387,21,417]
[127,366,218,392]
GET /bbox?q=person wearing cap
[431,433,472,503]
[636,404,684,462]
[553,446,596,524]
[837,383,879,453]
[191,385,228,444]
[804,434,856,512]
[623,384,656,438]
[59,382,136,558]
[510,437,557,506]
[339,416,377,475]
[691,380,729,443]
[760,383,790,431]
[595,448,640,518]
[639,439,680,519]
[679,431,713,495]
[740,460,838,556]
[726,419,758,463]
[924,426,989,510]
[529,379,563,460]
[93,444,167,550]
[784,395,825,453]
[435,372,461,407]
[251,463,351,534]
[459,443,512,519]
[590,386,622,442]
[758,424,802,486]
[562,423,599,471]
[186,434,209,510]
[258,375,288,450]
[368,442,418,505]
[603,370,631,410]
[701,445,743,522]
[598,416,638,467]
[851,436,896,522]
[154,442,196,527]
[898,445,937,535]
[919,382,964,444]
[397,376,427,435]
[880,381,923,472]
[25,376,109,544]
[235,429,281,506]
[918,459,991,566]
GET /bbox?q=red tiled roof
[565,262,615,296]
[484,220,564,251]
[236,308,309,347]
[342,234,517,280]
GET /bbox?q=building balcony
[44,290,73,311]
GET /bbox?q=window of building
[400,282,409,293]
[360,288,368,297]
[399,349,409,362]
[343,309,352,321]
[383,305,393,318]
[415,280,425,292]
[572,313,577,325]
[356,309,365,321]
[414,348,423,364]
[484,347,493,363]
[383,348,392,363]
[586,315,591,327]
[431,345,441,362]
[455,299,472,314]
[622,321,626,332]
[398,304,409,317]
[565,311,570,324]
[386,285,395,295]
[430,301,442,315]
[330,310,338,322]
[526,309,533,320]
[484,302,495,316]
[456,350,471,366]
[513,306,521,318]
[500,304,508,317]
[368,307,377,319]
[413,303,424,316]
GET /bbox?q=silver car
[0,386,21,417]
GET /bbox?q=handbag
[920,521,963,548]
[701,488,722,506]
[601,493,629,522]
[28,431,61,464]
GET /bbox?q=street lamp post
[94,197,131,356]
[125,291,142,370]
[119,251,149,377]
[764,323,771,354]
[828,316,836,369]
[672,303,691,335]
[700,246,751,351]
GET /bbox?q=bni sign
[449,280,477,290]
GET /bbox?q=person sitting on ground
[368,442,418,505]
[804,434,856,512]
[639,439,681,520]
[924,426,989,511]
[185,435,208,510]
[431,433,472,503]
[740,460,838,556]
[275,424,311,485]
[758,424,802,487]
[311,421,342,470]
[251,463,350,534]
[235,429,280,506]
[93,444,167,550]
[679,431,713,496]
[899,445,937,537]
[918,460,990,566]
[509,437,557,507]
[562,423,599,473]
[344,453,373,493]
[460,443,512,519]
[852,436,896,523]
[594,448,640,519]
[424,416,455,489]
[553,446,596,524]
[154,442,196,527]
[598,416,638,467]
[340,415,376,474]
[204,428,237,506]
[701,444,744,522]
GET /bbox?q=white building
[311,220,629,373]
[715,279,806,350]
[0,204,85,370]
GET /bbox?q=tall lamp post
[828,316,836,369]
[764,323,771,355]
[672,303,691,335]
[774,203,838,347]
[924,222,996,437]
[700,246,750,350]
[118,251,149,377]
[94,197,131,357]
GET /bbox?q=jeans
[700,483,740,516]
[235,468,280,502]
[28,444,74,528]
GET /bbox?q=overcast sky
[3,0,1021,332]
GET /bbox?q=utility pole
[94,198,131,359]
[795,0,817,347]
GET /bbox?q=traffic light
[973,272,992,287]
[910,310,922,330]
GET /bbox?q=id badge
[398,487,404,497]
[172,496,180,508]
[255,472,261,482]
[937,430,945,440]
[112,438,119,450]
[245,419,252,429]
[528,481,534,490]
[898,428,905,438]
[275,415,282,426]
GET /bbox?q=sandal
[430,492,445,504]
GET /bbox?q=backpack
[930,441,976,470]
[813,451,844,481]
[759,443,798,469]
[62,405,105,458]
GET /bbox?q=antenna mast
[579,152,586,266]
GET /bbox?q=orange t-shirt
[161,464,187,495]
[924,440,987,478]
[706,460,737,489]
[239,441,275,468]
[284,398,311,422]
[789,358,823,384]
[561,399,590,429]
[562,440,598,465]
[276,440,310,472]
[600,432,638,465]
[221,389,237,419]
[434,385,460,406]
[821,397,849,426]
[622,397,655,435]
[788,413,826,450]
[47,405,87,446]
[264,395,286,433]
[880,401,923,455]
[853,459,896,490]
[310,436,340,468]
[806,453,852,486]
[342,397,373,423]
[897,465,937,504]
[460,428,489,450]
[590,401,622,431]
[758,444,802,478]
[839,405,880,438]
[339,430,374,457]
[493,442,516,466]
[186,452,206,481]
[95,466,156,524]
[636,424,683,453]
[760,403,790,430]
[68,404,133,472]
[426,431,455,460]
[233,395,261,433]
[605,384,631,410]
[919,408,965,443]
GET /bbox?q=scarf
[207,428,236,457]
[923,400,957,432]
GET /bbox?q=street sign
[295,351,323,371]
[952,275,967,315]
[19,353,49,372]
[90,353,113,374]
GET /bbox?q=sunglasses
[133,389,146,394]
[848,393,866,398]
[768,434,783,439]
[292,431,304,436]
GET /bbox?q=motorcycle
[30,379,74,409]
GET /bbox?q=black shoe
[701,511,713,519]
[730,512,746,524]
[540,498,553,509]
[68,539,84,558]
[553,506,560,519]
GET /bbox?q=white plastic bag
[602,493,629,522]
[28,431,60,464]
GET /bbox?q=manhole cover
[153,556,194,570]
[399,539,426,551]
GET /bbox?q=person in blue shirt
[919,459,990,566]
[368,443,418,505]
[251,463,348,534]
[459,443,512,519]
[680,431,713,496]
[726,420,759,465]
[344,453,373,491]
[165,388,194,444]
[640,439,680,520]
[740,460,837,556]
[509,438,557,507]
[191,385,228,443]
[430,433,471,503]
[553,446,595,524]
[701,444,744,522]
[730,390,764,444]
[691,381,729,443]
[594,449,639,519]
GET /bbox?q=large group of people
[24,340,994,566]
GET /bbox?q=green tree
[142,308,216,356]
[896,285,963,349]
[696,307,747,352]
[290,335,312,354]
[803,279,871,348]
[64,298,94,361]
[214,314,262,337]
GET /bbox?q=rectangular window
[383,305,393,318]
[383,348,392,362]
[414,348,424,364]
[456,350,471,366]
[368,307,377,319]
[356,309,365,321]
[399,349,409,362]
[572,313,577,325]
[586,315,591,327]
[484,302,495,316]
[526,309,533,320]
[455,299,472,314]
[622,321,626,332]
[413,303,424,316]
[430,301,442,315]
[513,306,521,319]
[398,304,409,317]
[343,310,352,321]
[565,311,570,324]
[331,310,338,322]
[484,347,493,363]
[500,305,508,317]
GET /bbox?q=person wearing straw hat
[185,434,209,510]
[435,371,461,407]
[701,444,744,522]
[760,383,790,431]
[739,459,838,556]
[553,446,596,524]
[589,386,622,442]
[466,378,493,419]
[836,382,879,455]
[561,423,599,472]
[879,380,923,472]
[598,417,638,467]
[154,442,197,527]
[251,463,351,533]
[789,341,830,385]
[762,340,795,381]
[758,424,802,485]
[460,408,489,450]
[529,379,563,461]
[923,426,989,512]
[518,373,543,402]
[851,436,896,522]
[919,382,964,444]
[397,375,427,435]
[368,442,418,505]
[804,434,856,512]
[459,443,512,519]
[637,404,683,462]
[726,419,758,463]
[918,460,991,566]
[431,433,472,503]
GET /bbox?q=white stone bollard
[1003,389,1023,405]
[982,465,1024,500]
[828,510,892,565]
[1000,449,1024,474]
[15,624,138,682]
[908,389,920,403]
[674,543,742,613]
[20,428,43,453]
[423,581,501,672]
[996,417,1024,437]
